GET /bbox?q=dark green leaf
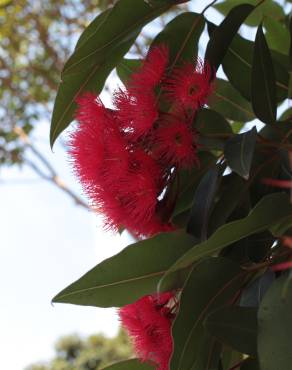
[172,152,217,218]
[264,16,290,55]
[50,0,172,147]
[218,26,289,102]
[195,108,232,135]
[208,78,255,122]
[240,358,260,370]
[161,193,292,277]
[152,12,205,66]
[251,25,277,124]
[224,126,257,179]
[214,0,285,28]
[101,359,154,370]
[52,231,196,308]
[205,306,258,356]
[205,4,254,72]
[170,258,243,370]
[258,275,292,370]
[187,166,219,240]
[116,58,142,84]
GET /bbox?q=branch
[13,126,90,210]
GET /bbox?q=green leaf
[172,152,217,218]
[240,359,260,370]
[195,108,233,135]
[161,193,292,277]
[204,306,258,356]
[214,0,285,28]
[170,258,243,370]
[208,78,255,122]
[52,230,196,308]
[152,12,205,66]
[50,0,173,147]
[224,126,257,179]
[187,166,219,240]
[251,25,277,124]
[116,58,142,84]
[218,26,289,102]
[258,275,292,370]
[101,359,154,370]
[264,16,290,55]
[205,4,255,72]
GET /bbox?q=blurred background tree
[0,0,189,206]
[26,329,133,370]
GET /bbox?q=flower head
[153,116,199,168]
[119,292,176,370]
[164,58,213,112]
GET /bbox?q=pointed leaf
[116,58,142,84]
[205,306,258,356]
[240,359,260,370]
[264,16,290,55]
[224,126,257,179]
[208,78,255,122]
[101,359,154,370]
[251,25,277,124]
[187,166,219,240]
[50,0,173,146]
[258,275,292,370]
[161,193,292,278]
[170,258,243,370]
[52,231,196,308]
[205,4,255,73]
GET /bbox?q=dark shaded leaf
[258,275,292,370]
[152,12,205,66]
[195,108,232,135]
[264,16,290,55]
[205,4,254,72]
[224,126,257,179]
[240,270,275,307]
[251,25,277,124]
[101,359,154,370]
[53,231,196,308]
[205,306,257,356]
[214,0,285,28]
[50,0,173,146]
[170,258,243,370]
[208,78,255,122]
[161,193,292,277]
[240,358,260,370]
[187,166,219,240]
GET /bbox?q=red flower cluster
[69,45,213,237]
[119,292,177,370]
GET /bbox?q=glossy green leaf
[205,306,258,356]
[214,0,285,28]
[187,166,219,240]
[172,152,217,218]
[116,58,142,84]
[219,26,289,102]
[195,108,232,135]
[240,359,260,370]
[170,258,243,370]
[101,359,154,370]
[251,25,277,124]
[152,12,205,66]
[208,78,255,122]
[50,0,172,147]
[205,4,254,72]
[264,16,290,55]
[52,231,196,308]
[258,275,292,370]
[224,126,257,179]
[161,193,292,277]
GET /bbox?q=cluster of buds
[69,45,213,237]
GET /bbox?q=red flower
[114,89,158,140]
[153,116,199,168]
[119,292,176,370]
[164,58,213,112]
[130,45,169,91]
